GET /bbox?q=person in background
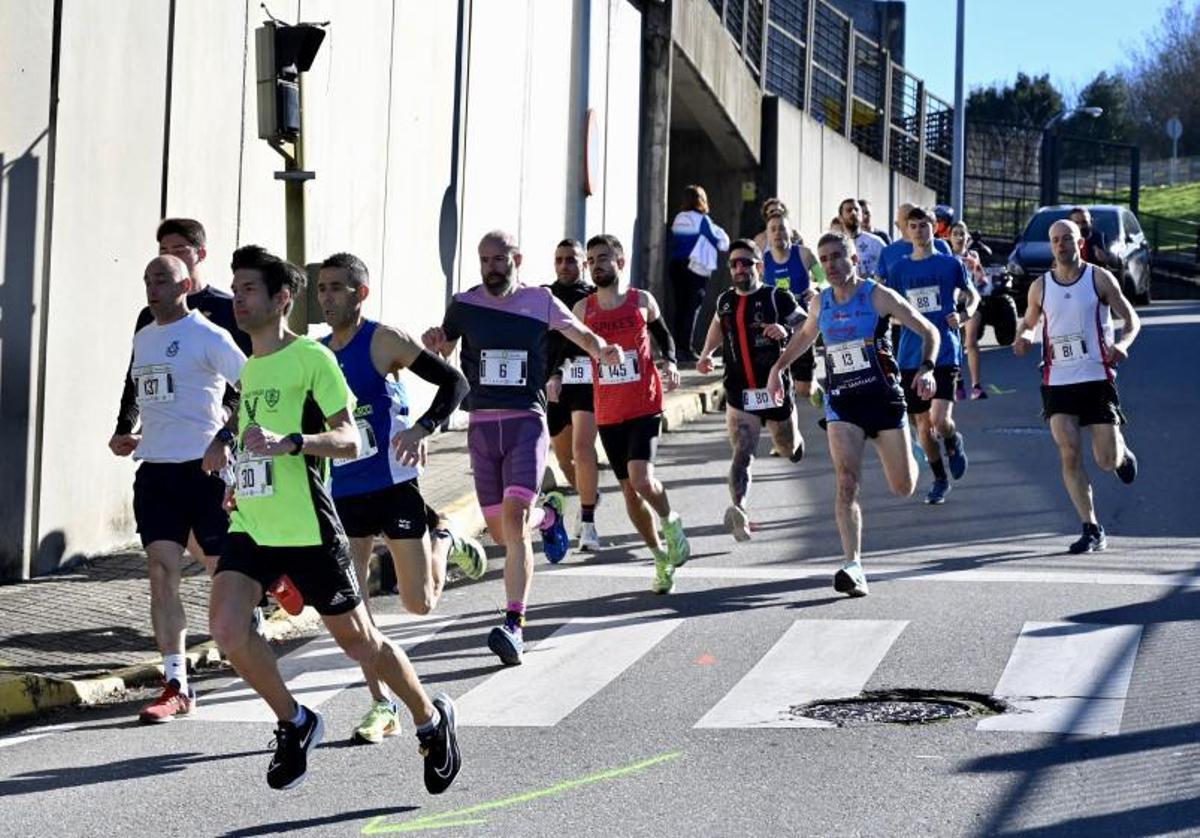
[669,185,730,363]
[949,221,991,400]
[859,199,891,245]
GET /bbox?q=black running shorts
[216,532,361,616]
[547,383,595,437]
[598,413,662,481]
[334,479,439,540]
[900,366,959,415]
[789,346,816,384]
[133,460,229,555]
[1041,380,1126,427]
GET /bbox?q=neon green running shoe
[353,699,400,744]
[662,512,691,567]
[447,530,487,581]
[651,548,675,595]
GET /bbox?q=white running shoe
[578,521,601,551]
[833,560,869,597]
[723,504,751,542]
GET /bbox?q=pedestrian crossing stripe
[189,617,1142,737]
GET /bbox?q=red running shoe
[138,681,196,724]
[269,575,305,616]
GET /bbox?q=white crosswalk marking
[456,615,683,727]
[193,613,456,723]
[695,619,908,729]
[977,621,1143,736]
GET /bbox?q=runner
[887,207,980,504]
[767,232,940,597]
[875,202,954,283]
[209,245,461,794]
[422,230,621,666]
[950,220,992,400]
[316,252,485,745]
[859,198,891,245]
[107,255,245,723]
[575,234,690,594]
[543,239,603,551]
[1014,219,1140,553]
[696,239,806,542]
[762,207,822,402]
[837,198,886,279]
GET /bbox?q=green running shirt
[231,337,356,547]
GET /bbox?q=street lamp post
[1039,107,1103,207]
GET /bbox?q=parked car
[1006,205,1153,309]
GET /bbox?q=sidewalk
[0,371,725,724]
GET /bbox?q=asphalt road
[1,301,1197,838]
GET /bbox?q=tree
[1124,0,1200,157]
[1067,71,1137,145]
[966,72,1065,126]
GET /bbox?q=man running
[422,230,621,666]
[887,207,980,504]
[108,255,245,723]
[859,198,891,245]
[575,234,690,594]
[763,208,821,402]
[837,198,887,279]
[209,245,460,794]
[697,239,806,542]
[875,202,953,283]
[1014,219,1140,553]
[543,239,603,551]
[316,252,485,745]
[767,232,939,597]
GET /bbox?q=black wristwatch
[215,427,235,446]
[286,433,305,455]
[416,416,438,435]
[918,360,935,374]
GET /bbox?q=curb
[0,380,726,727]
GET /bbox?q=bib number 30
[237,457,274,498]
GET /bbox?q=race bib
[480,349,527,386]
[561,357,593,385]
[236,455,274,499]
[906,286,942,314]
[333,420,379,466]
[1050,333,1088,364]
[826,339,871,374]
[597,355,640,385]
[741,388,776,411]
[133,364,175,404]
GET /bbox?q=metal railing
[707,0,953,199]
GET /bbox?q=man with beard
[696,240,806,542]
[316,252,485,744]
[543,239,602,551]
[837,198,887,280]
[422,230,621,666]
[574,234,690,594]
[762,208,820,403]
[1069,206,1116,270]
[858,199,891,245]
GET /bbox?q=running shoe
[925,479,951,505]
[138,680,195,724]
[946,432,968,480]
[578,521,601,552]
[1068,524,1107,554]
[417,694,461,795]
[447,531,487,580]
[724,504,751,542]
[1115,449,1138,485]
[662,512,691,567]
[789,434,806,463]
[833,560,869,597]
[251,606,267,638]
[809,384,825,409]
[487,624,524,666]
[970,384,988,400]
[955,382,967,402]
[540,491,571,564]
[267,706,325,790]
[651,548,675,595]
[353,699,400,745]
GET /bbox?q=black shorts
[728,388,794,424]
[1041,380,1126,427]
[133,460,228,555]
[900,366,959,415]
[826,385,908,439]
[333,479,439,540]
[598,413,662,481]
[789,346,816,384]
[547,384,595,436]
[216,531,361,616]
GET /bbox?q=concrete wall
[0,0,645,577]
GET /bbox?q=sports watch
[286,433,305,455]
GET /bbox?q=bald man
[1015,219,1141,554]
[108,254,246,723]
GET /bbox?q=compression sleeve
[409,349,470,429]
[647,316,677,365]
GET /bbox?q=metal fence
[707,0,952,200]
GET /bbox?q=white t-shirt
[854,231,886,279]
[130,310,246,462]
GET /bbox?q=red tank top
[585,289,663,426]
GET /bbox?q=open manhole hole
[789,689,1008,726]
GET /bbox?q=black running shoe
[267,706,325,790]
[789,434,806,463]
[1115,449,1138,484]
[418,694,461,795]
[1068,524,1107,555]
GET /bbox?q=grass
[1117,181,1200,221]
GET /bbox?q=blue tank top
[762,244,810,296]
[817,280,898,396]
[321,320,418,498]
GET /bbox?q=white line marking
[194,613,455,723]
[456,615,683,727]
[695,619,908,729]
[978,621,1143,736]
[0,723,82,750]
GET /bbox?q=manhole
[789,689,1008,727]
[983,426,1050,436]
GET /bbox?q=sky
[903,0,1183,105]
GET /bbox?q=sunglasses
[730,257,757,268]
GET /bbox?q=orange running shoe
[138,681,196,724]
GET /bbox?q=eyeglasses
[730,257,757,268]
